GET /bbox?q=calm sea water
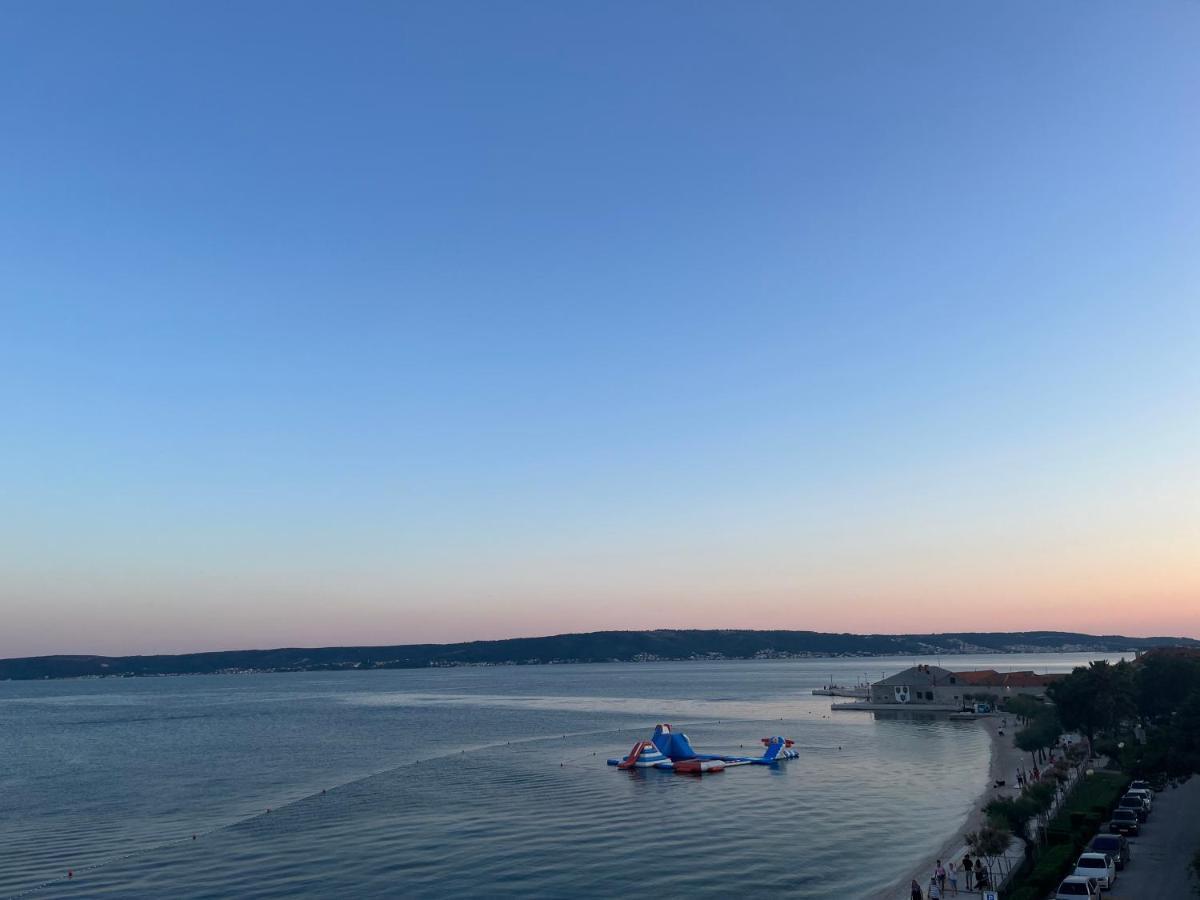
[0,653,1117,898]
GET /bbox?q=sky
[2,2,1198,658]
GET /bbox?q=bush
[1025,843,1076,896]
[1046,827,1074,846]
[1048,771,1129,832]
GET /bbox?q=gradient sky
[3,2,1198,657]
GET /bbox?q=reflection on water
[0,654,1108,898]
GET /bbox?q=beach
[882,716,1026,898]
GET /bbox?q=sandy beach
[881,715,1027,898]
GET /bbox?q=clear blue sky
[3,1,1198,656]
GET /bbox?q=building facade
[869,664,1060,707]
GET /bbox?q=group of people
[1015,764,1041,788]
[909,854,990,899]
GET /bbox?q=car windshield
[1059,883,1088,896]
[1077,858,1103,868]
[1091,839,1117,852]
[1113,810,1135,820]
[1119,797,1140,805]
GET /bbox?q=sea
[0,653,1123,899]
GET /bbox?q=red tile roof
[952,669,1062,687]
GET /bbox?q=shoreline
[880,715,1025,898]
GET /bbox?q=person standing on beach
[928,876,942,900]
[935,860,946,895]
[910,878,924,900]
[947,861,959,895]
[961,854,973,891]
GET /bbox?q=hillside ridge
[3,629,1197,680]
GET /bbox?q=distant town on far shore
[5,629,1198,681]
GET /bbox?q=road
[1105,774,1199,899]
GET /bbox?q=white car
[1126,787,1153,809]
[1056,875,1103,898]
[1073,852,1116,889]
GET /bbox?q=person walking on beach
[947,860,959,895]
[961,854,973,891]
[928,875,942,900]
[910,878,924,900]
[935,860,946,895]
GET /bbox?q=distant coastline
[2,629,1196,681]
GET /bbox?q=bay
[0,653,1116,898]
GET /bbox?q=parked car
[1129,779,1153,793]
[1118,793,1150,821]
[1126,787,1153,809]
[1107,808,1141,835]
[1055,875,1103,898]
[1072,852,1116,889]
[1087,833,1130,870]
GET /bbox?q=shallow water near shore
[0,654,1116,898]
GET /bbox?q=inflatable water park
[607,723,799,774]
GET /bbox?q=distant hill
[2,629,1197,680]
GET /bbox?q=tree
[1025,780,1057,833]
[1136,654,1200,723]
[1005,694,1047,726]
[1015,709,1063,764]
[1166,686,1200,778]
[1048,660,1137,748]
[967,823,1013,888]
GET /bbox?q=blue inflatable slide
[607,723,799,774]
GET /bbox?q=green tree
[1005,694,1047,725]
[1136,654,1200,723]
[1048,660,1137,748]
[967,823,1013,888]
[985,796,1039,862]
[1015,709,1063,765]
[1166,686,1200,778]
